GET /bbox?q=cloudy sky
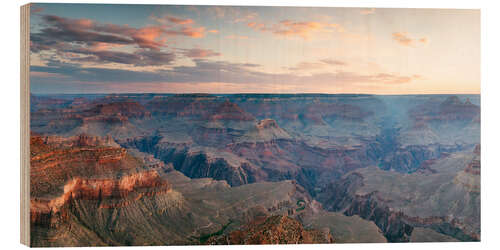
[29,4,480,94]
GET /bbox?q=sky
[29,4,480,94]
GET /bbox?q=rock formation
[206,215,334,244]
[28,93,481,245]
[31,171,171,226]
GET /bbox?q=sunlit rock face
[30,170,172,226]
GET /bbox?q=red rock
[30,134,154,198]
[206,215,334,244]
[30,171,171,225]
[209,100,255,121]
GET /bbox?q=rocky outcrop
[30,100,150,136]
[304,102,373,123]
[30,170,172,227]
[342,192,414,242]
[123,136,266,186]
[318,149,481,242]
[237,119,291,142]
[318,173,414,242]
[322,185,477,242]
[30,94,73,112]
[191,126,238,146]
[256,119,279,129]
[85,100,149,117]
[30,134,158,198]
[38,133,119,148]
[206,215,334,244]
[210,100,255,121]
[145,94,220,117]
[226,139,377,195]
[465,144,481,175]
[379,144,461,173]
[454,144,480,193]
[176,152,257,186]
[410,96,480,124]
[72,101,150,125]
[230,95,376,125]
[146,96,254,122]
[317,172,365,212]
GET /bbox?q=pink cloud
[247,19,344,39]
[130,26,166,50]
[392,32,429,47]
[36,14,215,52]
[288,58,348,71]
[360,8,376,15]
[320,58,348,66]
[150,14,194,25]
[182,48,221,58]
[233,12,258,23]
[419,38,429,44]
[247,22,265,29]
[88,42,124,51]
[166,16,194,25]
[179,26,205,38]
[149,14,211,38]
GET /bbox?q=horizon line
[30,92,481,96]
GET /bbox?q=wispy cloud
[31,57,420,87]
[69,48,176,66]
[181,48,221,58]
[392,32,429,47]
[288,58,347,71]
[360,8,376,15]
[207,6,258,23]
[320,58,348,66]
[150,15,194,25]
[233,12,258,23]
[247,19,344,39]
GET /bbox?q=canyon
[29,93,480,245]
